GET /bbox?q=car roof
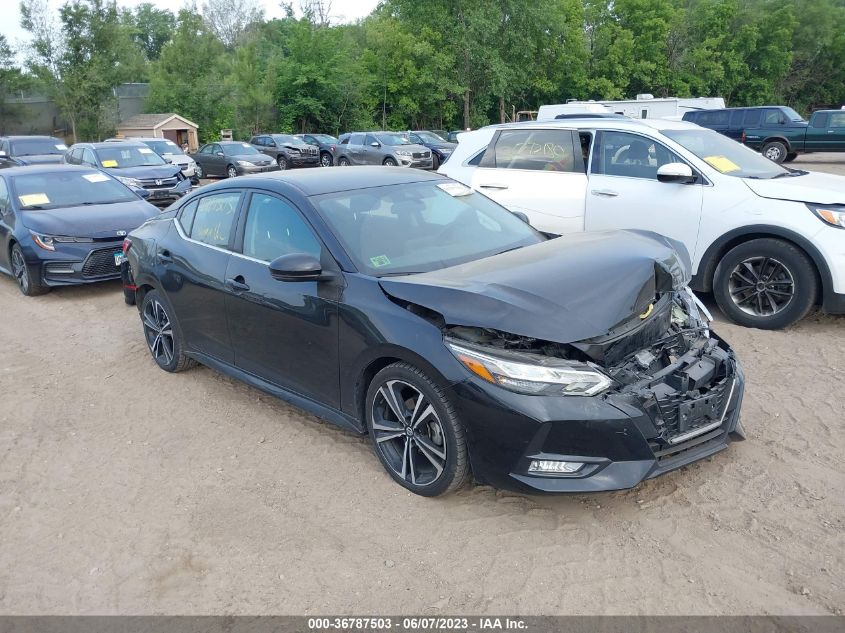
[0,164,100,177]
[80,141,148,150]
[226,166,445,196]
[1,135,64,141]
[478,118,702,133]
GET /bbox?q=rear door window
[189,192,242,248]
[479,129,581,173]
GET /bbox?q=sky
[2,0,381,51]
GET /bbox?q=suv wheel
[140,289,196,372]
[383,157,397,167]
[320,152,333,167]
[762,141,788,163]
[10,243,48,296]
[713,238,817,329]
[365,363,470,497]
[338,157,350,167]
[277,156,289,170]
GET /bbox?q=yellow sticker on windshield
[370,255,391,267]
[703,155,741,173]
[19,193,50,206]
[102,159,118,168]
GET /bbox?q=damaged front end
[443,287,744,488]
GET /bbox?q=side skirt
[188,351,365,435]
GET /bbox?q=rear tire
[10,243,48,296]
[762,141,788,164]
[365,362,470,497]
[713,238,817,330]
[140,289,196,372]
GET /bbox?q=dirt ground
[0,155,843,616]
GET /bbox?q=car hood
[379,230,691,344]
[233,154,274,164]
[20,200,159,238]
[105,165,181,179]
[742,171,845,205]
[392,143,430,153]
[161,153,193,166]
[431,142,457,151]
[15,154,65,165]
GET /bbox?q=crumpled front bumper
[450,334,745,494]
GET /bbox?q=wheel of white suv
[713,238,818,329]
[365,362,470,497]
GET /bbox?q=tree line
[3,0,845,143]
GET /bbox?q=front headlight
[395,150,413,156]
[30,232,93,251]
[446,340,612,396]
[236,160,252,166]
[116,176,142,188]
[807,203,845,229]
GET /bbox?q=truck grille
[81,247,122,278]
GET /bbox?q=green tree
[0,35,31,134]
[122,2,175,61]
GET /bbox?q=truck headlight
[807,203,845,229]
[446,340,612,396]
[116,176,142,188]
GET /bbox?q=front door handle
[479,183,509,190]
[591,189,620,197]
[225,277,250,292]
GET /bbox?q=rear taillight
[122,238,132,255]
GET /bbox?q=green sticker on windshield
[370,255,391,267]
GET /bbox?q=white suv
[440,118,845,329]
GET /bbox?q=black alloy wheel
[713,238,817,329]
[140,290,195,372]
[366,363,469,496]
[10,243,47,296]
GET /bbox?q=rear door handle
[225,277,250,292]
[590,189,619,197]
[479,183,509,190]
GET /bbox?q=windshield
[782,107,806,122]
[224,143,262,156]
[271,135,301,145]
[312,134,337,143]
[144,140,183,155]
[97,146,166,168]
[376,134,411,146]
[12,170,138,209]
[662,128,791,179]
[415,131,446,143]
[315,181,543,276]
[10,138,67,156]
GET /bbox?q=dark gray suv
[250,134,319,170]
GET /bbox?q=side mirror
[216,151,224,157]
[511,211,531,225]
[131,186,151,199]
[370,142,380,147]
[657,162,697,184]
[269,253,322,282]
[164,157,172,164]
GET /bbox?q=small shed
[115,113,199,152]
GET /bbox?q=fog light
[528,460,583,474]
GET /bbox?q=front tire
[195,163,204,179]
[320,152,333,167]
[383,157,397,167]
[277,156,289,170]
[10,243,48,296]
[226,164,237,179]
[762,141,788,164]
[366,362,470,497]
[713,238,817,329]
[432,154,440,170]
[140,289,195,372]
[338,157,350,167]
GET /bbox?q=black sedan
[125,168,745,496]
[190,141,279,179]
[0,165,160,295]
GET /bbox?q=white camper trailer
[537,95,725,121]
[536,102,613,121]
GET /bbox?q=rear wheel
[365,362,469,497]
[762,141,788,164]
[140,289,195,372]
[383,157,397,167]
[10,243,48,296]
[226,164,237,179]
[713,238,817,329]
